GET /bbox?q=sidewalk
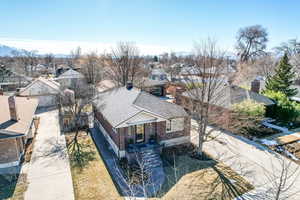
[24,109,74,200]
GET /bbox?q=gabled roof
[0,96,38,138]
[57,69,84,79]
[93,87,187,127]
[19,77,61,96]
[181,84,275,109]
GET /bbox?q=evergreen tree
[264,53,297,97]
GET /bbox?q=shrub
[231,99,265,117]
[263,90,300,123]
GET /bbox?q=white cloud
[0,37,180,55]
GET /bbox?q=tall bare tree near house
[59,81,96,167]
[236,25,268,62]
[81,52,103,86]
[107,42,142,86]
[183,39,228,158]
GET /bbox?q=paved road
[24,109,74,200]
[191,120,300,200]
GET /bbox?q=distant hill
[0,45,19,56]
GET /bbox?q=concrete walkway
[24,109,74,200]
[191,119,300,200]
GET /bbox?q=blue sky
[0,0,299,55]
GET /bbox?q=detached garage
[18,77,61,108]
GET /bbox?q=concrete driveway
[191,120,300,200]
[24,109,74,200]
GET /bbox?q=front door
[135,124,145,143]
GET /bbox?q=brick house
[93,85,190,159]
[0,95,38,168]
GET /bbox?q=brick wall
[94,109,121,150]
[156,117,191,142]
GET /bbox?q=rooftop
[0,96,38,139]
[93,87,187,127]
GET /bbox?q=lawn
[65,132,253,200]
[0,173,28,200]
[155,145,254,200]
[65,131,123,200]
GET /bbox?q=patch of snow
[284,150,299,161]
[262,121,290,133]
[260,139,278,146]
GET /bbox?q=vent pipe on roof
[8,96,19,121]
[251,79,260,94]
[126,82,133,90]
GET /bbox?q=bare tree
[274,39,300,56]
[58,82,94,167]
[44,53,55,69]
[234,55,276,86]
[236,25,268,62]
[263,156,300,200]
[81,52,103,86]
[182,39,227,157]
[68,46,82,68]
[11,50,39,76]
[106,42,142,86]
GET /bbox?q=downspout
[118,128,120,158]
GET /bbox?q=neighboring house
[18,77,61,108]
[180,65,236,78]
[55,68,85,89]
[0,95,38,168]
[149,68,168,81]
[93,85,190,160]
[138,78,168,97]
[0,68,32,91]
[176,84,275,117]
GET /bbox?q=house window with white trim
[166,118,184,133]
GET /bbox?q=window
[166,118,184,133]
[166,120,171,132]
[128,126,134,136]
[136,124,145,143]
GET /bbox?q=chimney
[126,82,133,90]
[8,96,18,121]
[251,79,260,93]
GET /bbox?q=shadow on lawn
[157,145,252,200]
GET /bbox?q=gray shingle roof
[93,87,187,127]
[57,69,84,79]
[182,85,275,109]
